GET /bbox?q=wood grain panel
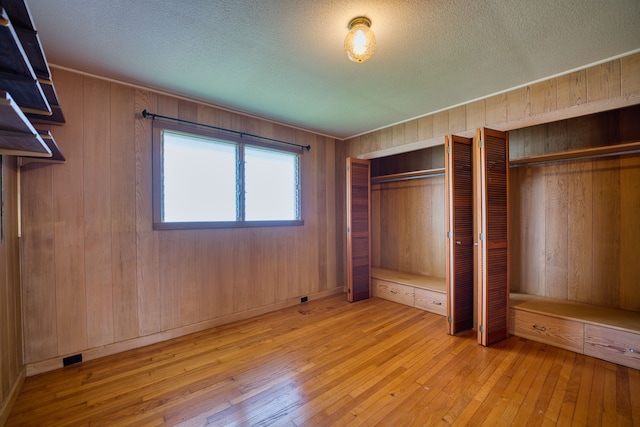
[83,76,114,348]
[584,324,640,370]
[0,155,23,425]
[20,163,56,362]
[529,79,557,115]
[448,105,466,134]
[619,155,640,311]
[587,60,621,103]
[557,70,586,109]
[592,158,621,308]
[134,88,161,336]
[544,162,568,299]
[465,100,485,130]
[568,160,594,303]
[110,83,138,341]
[52,68,88,356]
[621,52,640,96]
[510,309,584,353]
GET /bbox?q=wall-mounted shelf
[370,168,445,184]
[0,7,51,115]
[509,141,640,167]
[19,129,65,164]
[0,0,66,161]
[0,89,51,157]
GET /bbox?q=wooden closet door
[445,135,474,335]
[346,158,371,302]
[475,128,510,345]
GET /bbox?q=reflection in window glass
[162,132,237,221]
[245,146,298,221]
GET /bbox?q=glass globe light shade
[344,17,376,63]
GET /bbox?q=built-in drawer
[510,308,584,353]
[414,288,446,316]
[584,324,640,370]
[372,278,414,306]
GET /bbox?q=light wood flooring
[7,294,640,426]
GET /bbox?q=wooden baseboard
[26,287,344,376]
[0,366,26,426]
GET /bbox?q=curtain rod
[141,110,311,152]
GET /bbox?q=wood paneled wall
[344,53,640,159]
[371,176,445,278]
[0,155,24,425]
[20,68,343,372]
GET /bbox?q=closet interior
[347,104,639,368]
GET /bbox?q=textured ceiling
[25,0,640,139]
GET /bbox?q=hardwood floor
[7,294,640,426]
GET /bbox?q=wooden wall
[343,53,640,159]
[509,107,640,311]
[0,155,24,425]
[371,176,445,277]
[20,68,343,372]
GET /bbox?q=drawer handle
[532,324,546,332]
[456,241,462,245]
[432,301,442,305]
[390,290,398,295]
[630,348,637,353]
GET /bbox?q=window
[153,122,302,229]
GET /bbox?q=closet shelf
[0,7,51,115]
[370,167,445,184]
[0,0,66,161]
[0,90,51,157]
[510,141,640,167]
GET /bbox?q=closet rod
[371,168,445,184]
[141,110,311,152]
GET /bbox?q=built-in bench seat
[510,293,640,370]
[371,268,446,316]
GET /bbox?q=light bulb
[344,17,376,63]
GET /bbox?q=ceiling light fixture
[344,16,376,63]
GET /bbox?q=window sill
[153,220,304,230]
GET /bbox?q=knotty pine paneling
[20,68,342,369]
[0,156,24,425]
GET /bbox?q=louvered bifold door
[445,135,474,335]
[346,158,371,302]
[475,128,510,346]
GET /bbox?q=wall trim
[26,288,344,377]
[0,366,26,425]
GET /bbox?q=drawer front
[372,279,414,306]
[584,324,640,370]
[414,288,446,316]
[510,309,584,353]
